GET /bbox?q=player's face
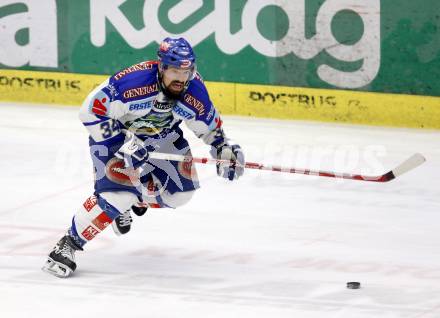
[162,66,193,95]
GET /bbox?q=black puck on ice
[347,282,361,289]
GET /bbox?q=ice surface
[0,102,439,318]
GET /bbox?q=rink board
[1,69,439,129]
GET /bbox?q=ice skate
[132,204,148,216]
[112,205,148,235]
[42,235,82,278]
[112,208,133,235]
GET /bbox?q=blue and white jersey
[79,60,224,147]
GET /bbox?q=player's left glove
[115,131,149,169]
[211,143,245,181]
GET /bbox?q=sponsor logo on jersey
[81,225,99,241]
[173,104,193,120]
[129,100,153,111]
[123,83,158,100]
[92,212,112,231]
[113,61,156,81]
[92,97,108,116]
[125,111,174,136]
[83,196,97,212]
[152,100,173,112]
[183,93,205,116]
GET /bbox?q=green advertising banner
[0,0,439,96]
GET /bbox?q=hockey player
[42,37,244,278]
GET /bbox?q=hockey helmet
[157,37,196,72]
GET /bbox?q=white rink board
[0,103,439,318]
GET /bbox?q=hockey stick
[148,152,426,183]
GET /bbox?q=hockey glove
[115,132,149,169]
[212,143,245,181]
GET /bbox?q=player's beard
[164,80,186,98]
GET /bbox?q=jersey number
[100,120,120,139]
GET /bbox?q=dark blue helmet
[157,37,196,70]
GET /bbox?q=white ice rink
[0,103,439,318]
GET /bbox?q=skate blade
[41,257,73,278]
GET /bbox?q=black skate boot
[132,204,148,216]
[111,204,148,235]
[42,235,83,278]
[111,208,133,235]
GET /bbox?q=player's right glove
[211,142,245,181]
[115,131,149,169]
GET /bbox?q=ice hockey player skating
[42,37,244,278]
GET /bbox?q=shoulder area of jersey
[111,60,159,82]
[177,73,212,118]
[186,72,208,93]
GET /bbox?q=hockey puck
[347,282,361,289]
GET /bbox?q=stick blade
[391,153,426,178]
